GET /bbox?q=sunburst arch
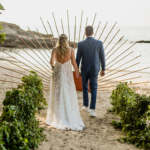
[0,10,149,93]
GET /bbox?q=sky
[0,0,150,31]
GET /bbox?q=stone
[0,22,77,50]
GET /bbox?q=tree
[0,3,5,44]
[0,3,5,14]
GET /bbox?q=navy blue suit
[76,37,105,109]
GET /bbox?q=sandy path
[36,91,144,150]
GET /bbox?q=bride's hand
[76,70,80,78]
[51,65,54,71]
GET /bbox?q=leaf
[0,4,5,10]
[30,71,37,75]
[0,140,5,145]
[0,145,7,150]
[6,91,11,96]
[0,71,47,149]
[24,138,28,143]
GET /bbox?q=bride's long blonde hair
[56,34,69,58]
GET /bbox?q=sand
[0,61,150,150]
[36,90,150,150]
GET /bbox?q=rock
[0,22,77,50]
[136,40,150,43]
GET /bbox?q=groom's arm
[99,41,106,71]
[76,42,82,68]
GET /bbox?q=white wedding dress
[46,48,85,131]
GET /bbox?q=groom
[76,26,106,117]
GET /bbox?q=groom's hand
[100,71,105,77]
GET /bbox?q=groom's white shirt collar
[86,36,93,39]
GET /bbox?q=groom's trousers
[81,72,98,109]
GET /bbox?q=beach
[0,61,150,150]
[0,1,150,149]
[0,22,150,150]
[36,90,150,150]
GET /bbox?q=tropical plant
[0,71,48,150]
[0,3,6,44]
[109,82,150,149]
[0,3,5,12]
[0,24,5,44]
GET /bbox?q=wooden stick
[3,60,50,83]
[0,65,27,76]
[106,42,136,67]
[36,28,51,58]
[61,19,64,34]
[67,10,71,46]
[98,81,150,90]
[0,80,50,90]
[83,17,88,40]
[43,88,50,91]
[98,67,149,83]
[52,12,59,37]
[15,33,52,72]
[2,87,17,89]
[78,11,83,42]
[0,65,50,84]
[40,17,54,49]
[98,89,140,91]
[94,21,101,38]
[18,44,52,74]
[74,16,76,51]
[98,76,141,86]
[98,51,133,81]
[3,51,51,80]
[104,29,120,50]
[92,13,97,26]
[0,80,22,84]
[105,51,134,72]
[103,22,117,44]
[106,40,127,61]
[5,61,50,83]
[14,47,52,76]
[47,20,57,45]
[98,62,140,82]
[2,74,50,87]
[27,27,51,65]
[106,54,141,76]
[128,81,150,85]
[22,33,52,70]
[98,22,108,40]
[105,36,124,56]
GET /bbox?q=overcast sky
[0,0,150,31]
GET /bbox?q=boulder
[136,40,150,43]
[0,22,77,50]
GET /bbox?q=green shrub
[0,23,6,44]
[0,3,6,43]
[109,82,150,149]
[0,71,48,150]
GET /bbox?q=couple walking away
[45,26,106,131]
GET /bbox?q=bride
[45,34,85,131]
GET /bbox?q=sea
[0,26,150,84]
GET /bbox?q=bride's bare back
[50,47,78,71]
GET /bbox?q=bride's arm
[50,48,56,69]
[71,48,79,78]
